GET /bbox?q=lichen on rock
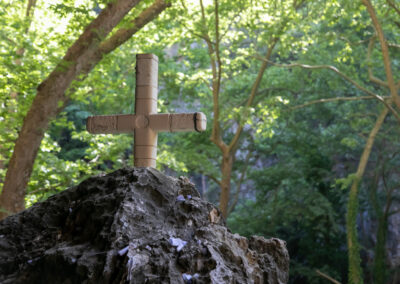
[0,168,289,283]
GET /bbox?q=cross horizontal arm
[87,112,207,134]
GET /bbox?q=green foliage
[229,100,351,282]
[1,0,400,282]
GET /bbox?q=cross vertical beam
[134,54,158,167]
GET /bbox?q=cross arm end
[149,112,207,132]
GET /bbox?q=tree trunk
[346,107,388,284]
[369,167,390,284]
[0,0,39,216]
[346,176,364,284]
[374,213,388,283]
[0,0,170,219]
[219,153,233,218]
[0,88,65,216]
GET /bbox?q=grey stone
[0,168,289,283]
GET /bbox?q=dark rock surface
[0,168,289,283]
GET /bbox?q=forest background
[1,0,399,283]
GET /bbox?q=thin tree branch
[227,0,308,153]
[62,0,141,64]
[369,164,382,215]
[13,0,38,63]
[291,96,390,110]
[99,0,171,55]
[382,152,399,216]
[200,78,213,92]
[1,35,17,47]
[227,150,252,215]
[383,184,395,217]
[27,185,58,195]
[199,0,226,152]
[26,0,37,17]
[62,0,170,94]
[346,107,389,284]
[387,0,400,16]
[219,11,242,42]
[179,0,187,10]
[260,60,400,124]
[362,0,400,109]
[339,35,372,46]
[214,0,222,102]
[316,270,342,284]
[388,43,400,49]
[206,174,221,186]
[23,0,38,37]
[258,87,299,95]
[381,159,390,195]
[228,39,278,153]
[214,0,224,149]
[69,0,170,80]
[178,0,210,40]
[367,36,389,87]
[262,60,378,98]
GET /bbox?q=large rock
[0,168,289,283]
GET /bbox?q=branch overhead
[64,0,142,62]
[99,0,172,55]
[0,0,172,218]
[362,0,400,109]
[260,59,400,124]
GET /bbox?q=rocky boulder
[0,168,289,283]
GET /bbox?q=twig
[177,0,209,41]
[382,152,399,216]
[28,186,58,195]
[227,0,307,153]
[1,35,17,46]
[227,150,252,214]
[387,0,400,16]
[339,36,372,46]
[316,270,342,284]
[214,0,222,95]
[258,59,400,124]
[199,0,226,152]
[26,0,37,17]
[200,77,213,92]
[228,39,278,153]
[219,11,242,42]
[291,96,390,110]
[367,36,388,88]
[388,43,400,49]
[362,0,400,109]
[206,174,221,186]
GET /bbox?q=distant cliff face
[0,168,289,283]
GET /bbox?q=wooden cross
[86,54,207,168]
